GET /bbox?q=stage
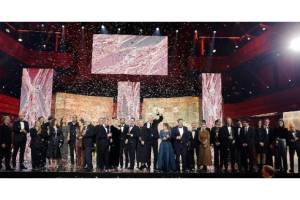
[0,169,299,178]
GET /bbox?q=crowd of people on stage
[1,111,300,173]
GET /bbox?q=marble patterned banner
[117,82,140,120]
[20,68,53,163]
[202,73,223,128]
[92,34,168,75]
[20,68,54,127]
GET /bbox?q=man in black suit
[117,118,129,169]
[0,116,13,170]
[107,119,120,170]
[235,120,243,171]
[238,120,255,172]
[287,123,300,173]
[68,115,79,166]
[83,121,95,171]
[187,122,199,171]
[144,111,163,170]
[210,119,222,172]
[263,118,274,167]
[95,117,111,171]
[220,117,236,172]
[12,113,29,170]
[126,118,139,170]
[171,118,190,172]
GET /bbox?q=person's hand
[259,142,264,146]
[228,136,233,140]
[1,144,5,148]
[107,133,112,137]
[125,139,128,144]
[176,136,181,140]
[243,143,247,147]
[141,141,144,145]
[232,140,235,144]
[110,139,113,143]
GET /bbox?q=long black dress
[137,126,147,164]
[30,128,45,169]
[47,126,64,159]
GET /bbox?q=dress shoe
[20,165,27,170]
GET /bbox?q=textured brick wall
[143,96,201,130]
[54,92,113,124]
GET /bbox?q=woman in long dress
[157,123,176,172]
[30,120,44,170]
[136,120,147,170]
[47,118,64,170]
[60,117,70,168]
[76,119,85,169]
[198,121,212,172]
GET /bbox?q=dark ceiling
[1,22,299,103]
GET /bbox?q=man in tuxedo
[220,117,236,172]
[263,118,274,166]
[235,120,243,171]
[107,119,120,170]
[117,118,129,169]
[68,115,79,166]
[171,118,190,172]
[287,123,300,173]
[238,120,255,172]
[126,118,139,170]
[95,117,111,171]
[0,116,13,170]
[83,121,95,171]
[144,111,163,170]
[12,113,29,170]
[210,119,222,172]
[187,122,199,171]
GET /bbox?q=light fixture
[156,27,159,31]
[194,30,197,33]
[101,25,105,29]
[62,25,65,28]
[266,86,270,89]
[289,79,292,82]
[118,28,121,31]
[289,37,300,52]
[5,28,10,33]
[247,37,251,40]
[81,26,84,29]
[41,24,44,27]
[139,29,143,32]
[43,44,46,48]
[18,38,23,42]
[262,27,267,31]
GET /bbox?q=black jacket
[83,124,95,147]
[126,125,139,144]
[0,124,12,145]
[143,114,163,140]
[210,126,221,147]
[13,120,29,141]
[237,127,255,149]
[220,125,236,148]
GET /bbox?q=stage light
[156,27,159,31]
[289,37,300,52]
[213,30,216,34]
[81,26,85,29]
[41,24,44,27]
[176,29,178,33]
[266,86,270,89]
[139,29,143,32]
[262,27,267,31]
[118,28,121,31]
[43,44,46,48]
[247,37,251,40]
[212,49,216,53]
[289,79,292,82]
[101,25,105,29]
[5,28,10,33]
[62,25,65,28]
[18,38,23,42]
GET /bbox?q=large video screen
[91,34,168,75]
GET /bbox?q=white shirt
[192,130,196,138]
[120,125,124,132]
[103,124,107,132]
[227,126,232,136]
[146,122,151,129]
[178,127,184,136]
[20,121,25,130]
[129,126,133,132]
[265,127,269,135]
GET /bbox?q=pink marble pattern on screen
[202,73,223,128]
[117,82,140,120]
[92,34,168,75]
[20,68,53,162]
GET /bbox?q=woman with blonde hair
[198,120,212,172]
[30,120,44,170]
[76,119,85,169]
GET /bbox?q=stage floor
[0,168,299,178]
